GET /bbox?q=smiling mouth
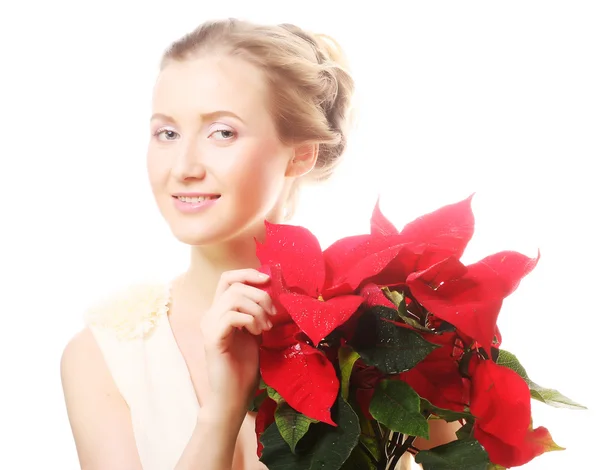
[174,195,221,203]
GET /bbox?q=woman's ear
[285,143,319,178]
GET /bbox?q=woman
[61,18,458,470]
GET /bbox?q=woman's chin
[169,225,222,247]
[169,218,264,248]
[173,233,219,247]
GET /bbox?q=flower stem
[358,441,379,468]
[387,435,417,469]
[398,435,417,455]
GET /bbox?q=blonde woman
[61,18,457,470]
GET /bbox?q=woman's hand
[199,268,275,416]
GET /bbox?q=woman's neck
[172,202,287,321]
[173,224,272,321]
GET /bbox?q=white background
[1,1,597,468]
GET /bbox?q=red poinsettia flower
[470,360,562,467]
[406,250,539,352]
[256,195,477,344]
[399,332,469,412]
[362,194,477,287]
[320,195,476,296]
[370,194,475,242]
[257,265,340,426]
[256,222,367,346]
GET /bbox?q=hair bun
[313,33,351,72]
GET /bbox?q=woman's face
[147,55,295,246]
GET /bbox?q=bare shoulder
[61,327,102,375]
[61,328,143,470]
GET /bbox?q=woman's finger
[228,282,276,316]
[224,292,272,331]
[215,269,269,298]
[214,310,267,341]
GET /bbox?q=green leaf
[358,434,381,464]
[496,349,587,410]
[249,388,267,412]
[382,287,404,309]
[415,438,490,470]
[455,420,474,440]
[354,400,382,462]
[340,443,378,470]
[275,402,318,454]
[352,306,439,374]
[259,422,312,470]
[398,292,435,333]
[369,380,430,439]
[338,346,361,401]
[267,386,285,405]
[399,312,435,333]
[260,396,361,470]
[383,288,434,332]
[420,399,473,423]
[308,397,362,470]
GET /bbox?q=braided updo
[160,18,356,219]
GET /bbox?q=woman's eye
[153,128,179,141]
[152,127,234,142]
[211,129,236,140]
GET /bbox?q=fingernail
[266,320,273,329]
[259,273,270,280]
[269,306,277,316]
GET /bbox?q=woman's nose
[172,140,207,181]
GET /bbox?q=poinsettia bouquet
[250,195,585,470]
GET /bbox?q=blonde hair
[160,18,356,219]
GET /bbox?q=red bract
[260,341,339,426]
[471,360,531,446]
[278,293,364,347]
[400,333,469,412]
[469,360,560,467]
[365,195,476,287]
[256,222,365,345]
[475,425,562,468]
[371,194,475,244]
[256,264,293,328]
[321,234,407,295]
[401,360,468,412]
[257,264,340,424]
[261,320,305,350]
[407,251,539,351]
[359,283,396,310]
[255,396,277,457]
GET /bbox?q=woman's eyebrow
[150,110,246,124]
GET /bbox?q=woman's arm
[61,328,246,470]
[174,400,246,470]
[414,418,462,451]
[61,328,143,470]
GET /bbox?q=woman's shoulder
[84,280,172,341]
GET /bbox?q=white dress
[86,282,201,470]
[85,281,417,470]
